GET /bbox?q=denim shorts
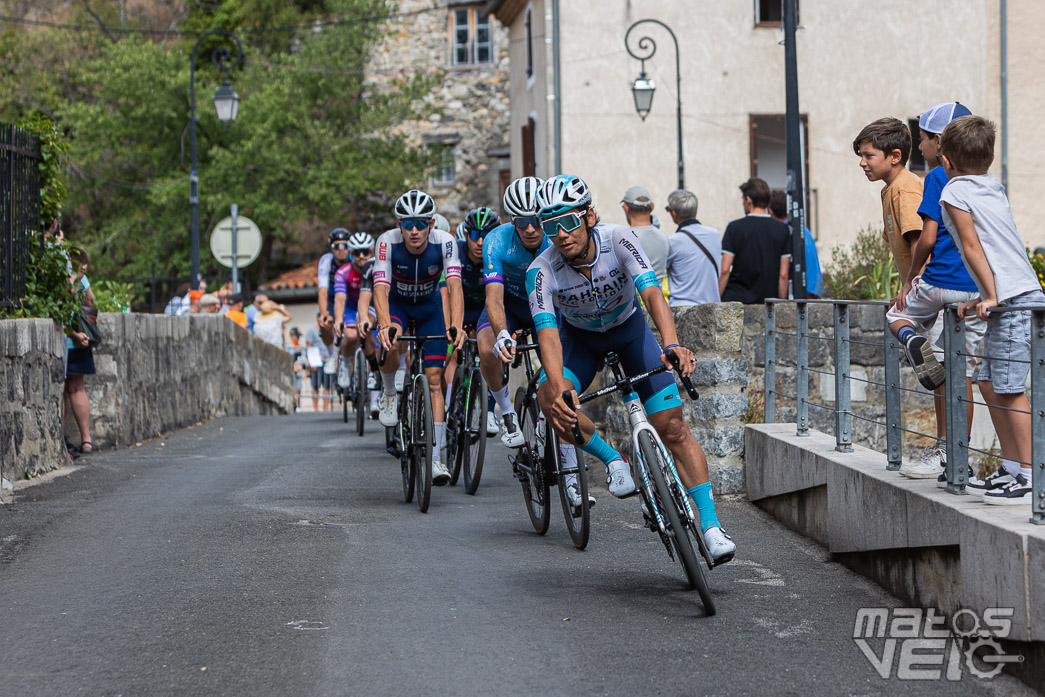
[885,277,985,378]
[979,290,1045,393]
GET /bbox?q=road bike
[445,333,487,494]
[569,349,717,614]
[380,327,448,513]
[507,330,590,549]
[334,330,369,436]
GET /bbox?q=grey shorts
[979,290,1045,393]
[885,277,985,377]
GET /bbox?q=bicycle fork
[625,392,698,534]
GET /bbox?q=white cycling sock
[382,374,397,397]
[399,353,407,371]
[435,422,446,458]
[1002,458,1022,477]
[445,383,453,409]
[370,390,380,407]
[560,443,576,471]
[492,384,514,417]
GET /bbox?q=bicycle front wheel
[515,387,549,534]
[552,425,589,550]
[639,432,714,615]
[400,383,414,503]
[354,349,367,436]
[412,373,434,513]
[463,367,488,495]
[446,366,465,486]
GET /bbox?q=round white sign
[210,215,262,269]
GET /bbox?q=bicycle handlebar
[665,348,700,400]
[563,390,584,444]
[574,348,699,406]
[378,326,453,363]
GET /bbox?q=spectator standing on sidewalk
[164,282,191,315]
[64,247,95,456]
[663,189,722,306]
[224,293,248,328]
[719,178,791,303]
[304,313,334,412]
[252,300,291,348]
[768,189,825,298]
[245,293,268,332]
[621,185,668,286]
[287,327,305,412]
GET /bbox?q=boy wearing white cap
[885,102,987,480]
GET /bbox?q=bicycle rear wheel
[446,367,465,486]
[463,367,488,495]
[340,355,349,424]
[639,432,714,615]
[412,373,434,513]
[400,384,414,503]
[354,349,367,436]
[552,425,589,550]
[515,387,550,534]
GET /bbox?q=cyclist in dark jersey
[332,232,376,390]
[373,190,464,484]
[355,255,382,416]
[317,228,352,345]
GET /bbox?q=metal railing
[0,123,42,309]
[764,299,1045,525]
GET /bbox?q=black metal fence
[0,123,42,309]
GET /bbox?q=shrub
[822,225,901,300]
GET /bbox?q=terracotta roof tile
[260,258,320,291]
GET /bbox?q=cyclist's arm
[317,253,332,322]
[639,284,695,378]
[444,277,465,347]
[357,289,372,329]
[484,282,509,337]
[333,292,346,330]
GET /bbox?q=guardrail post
[834,302,852,452]
[765,303,776,424]
[796,301,809,436]
[884,306,902,470]
[1031,309,1045,524]
[943,306,969,494]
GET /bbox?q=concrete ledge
[746,423,1045,643]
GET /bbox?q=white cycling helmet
[536,175,592,218]
[348,232,374,250]
[394,189,436,220]
[432,213,450,232]
[503,176,543,217]
[455,222,467,241]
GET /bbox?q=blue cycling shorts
[388,295,447,369]
[540,308,681,415]
[477,295,536,335]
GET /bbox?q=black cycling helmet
[464,207,501,237]
[329,227,351,244]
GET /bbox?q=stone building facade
[367,0,512,224]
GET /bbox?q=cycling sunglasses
[400,218,431,232]
[331,242,350,250]
[468,228,487,242]
[512,215,540,231]
[541,211,585,238]
[352,248,374,257]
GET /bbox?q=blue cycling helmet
[536,175,592,218]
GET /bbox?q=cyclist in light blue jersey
[527,175,736,563]
[477,177,552,448]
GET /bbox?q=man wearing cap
[621,185,669,286]
[198,293,223,314]
[225,293,248,328]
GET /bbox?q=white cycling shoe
[337,361,351,389]
[378,394,398,427]
[606,457,637,498]
[564,475,596,509]
[500,413,524,448]
[485,411,499,436]
[394,369,406,392]
[703,526,736,565]
[432,458,451,486]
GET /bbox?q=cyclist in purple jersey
[529,175,736,563]
[373,190,464,483]
[355,256,383,416]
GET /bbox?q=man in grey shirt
[621,185,669,285]
[664,189,722,306]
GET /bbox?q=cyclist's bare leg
[477,325,505,391]
[426,366,446,422]
[648,406,710,488]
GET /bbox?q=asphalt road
[0,411,1034,697]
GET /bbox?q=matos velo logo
[853,607,1023,680]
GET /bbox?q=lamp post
[189,30,243,291]
[625,18,684,190]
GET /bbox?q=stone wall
[593,303,748,494]
[1,314,294,486]
[367,0,511,220]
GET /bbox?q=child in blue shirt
[885,102,987,480]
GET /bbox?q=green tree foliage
[4,0,440,284]
[15,113,70,228]
[822,226,901,300]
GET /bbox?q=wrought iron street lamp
[189,30,243,291]
[625,19,684,190]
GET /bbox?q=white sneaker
[337,359,351,389]
[983,472,1032,505]
[606,457,637,498]
[703,526,736,564]
[394,369,406,393]
[564,476,596,509]
[378,394,398,427]
[486,411,500,437]
[900,444,945,479]
[500,413,524,448]
[969,469,1015,498]
[432,458,451,486]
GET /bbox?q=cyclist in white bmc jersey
[527,175,736,563]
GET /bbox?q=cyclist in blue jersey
[477,177,552,448]
[527,175,736,563]
[317,228,353,345]
[373,189,465,484]
[442,207,502,437]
